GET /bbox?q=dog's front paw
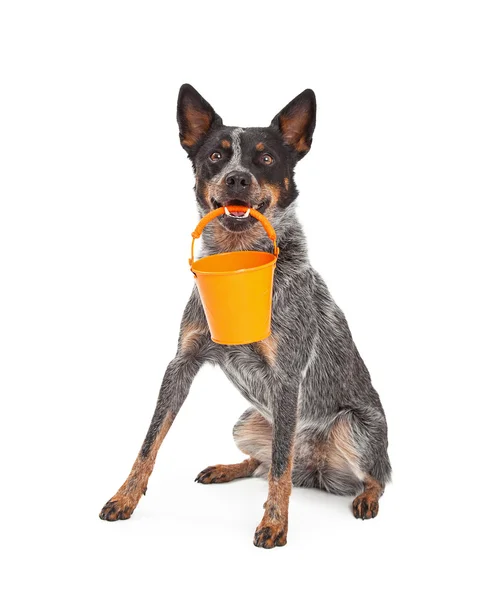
[99,494,134,521]
[253,520,287,549]
[352,493,379,520]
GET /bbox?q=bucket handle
[189,205,279,267]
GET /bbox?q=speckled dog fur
[100,84,392,548]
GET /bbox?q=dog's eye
[261,153,274,165]
[209,151,222,162]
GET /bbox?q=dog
[99,84,392,548]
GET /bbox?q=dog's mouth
[212,199,269,216]
[224,206,250,218]
[211,198,270,231]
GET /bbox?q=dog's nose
[225,171,251,194]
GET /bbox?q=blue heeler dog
[99,84,392,549]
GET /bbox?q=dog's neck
[200,205,309,272]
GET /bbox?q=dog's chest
[215,343,272,415]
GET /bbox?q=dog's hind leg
[293,409,390,519]
[233,407,272,472]
[352,474,384,520]
[195,408,271,484]
[349,406,391,519]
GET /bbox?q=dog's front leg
[99,313,209,521]
[253,380,299,549]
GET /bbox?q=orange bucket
[189,205,279,345]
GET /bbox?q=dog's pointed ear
[177,84,222,154]
[271,89,316,159]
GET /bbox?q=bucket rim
[211,331,272,345]
[191,250,277,276]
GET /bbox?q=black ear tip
[178,83,194,97]
[302,88,316,103]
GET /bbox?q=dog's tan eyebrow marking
[221,139,231,148]
[284,177,289,190]
[256,142,265,151]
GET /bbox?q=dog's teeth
[224,207,250,219]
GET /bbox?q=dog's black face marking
[193,126,294,232]
[177,84,316,234]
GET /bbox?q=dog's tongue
[229,209,246,217]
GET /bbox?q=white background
[1,1,478,598]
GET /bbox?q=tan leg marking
[353,475,384,520]
[195,457,261,484]
[99,412,174,521]
[254,456,293,549]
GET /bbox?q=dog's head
[177,84,316,237]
